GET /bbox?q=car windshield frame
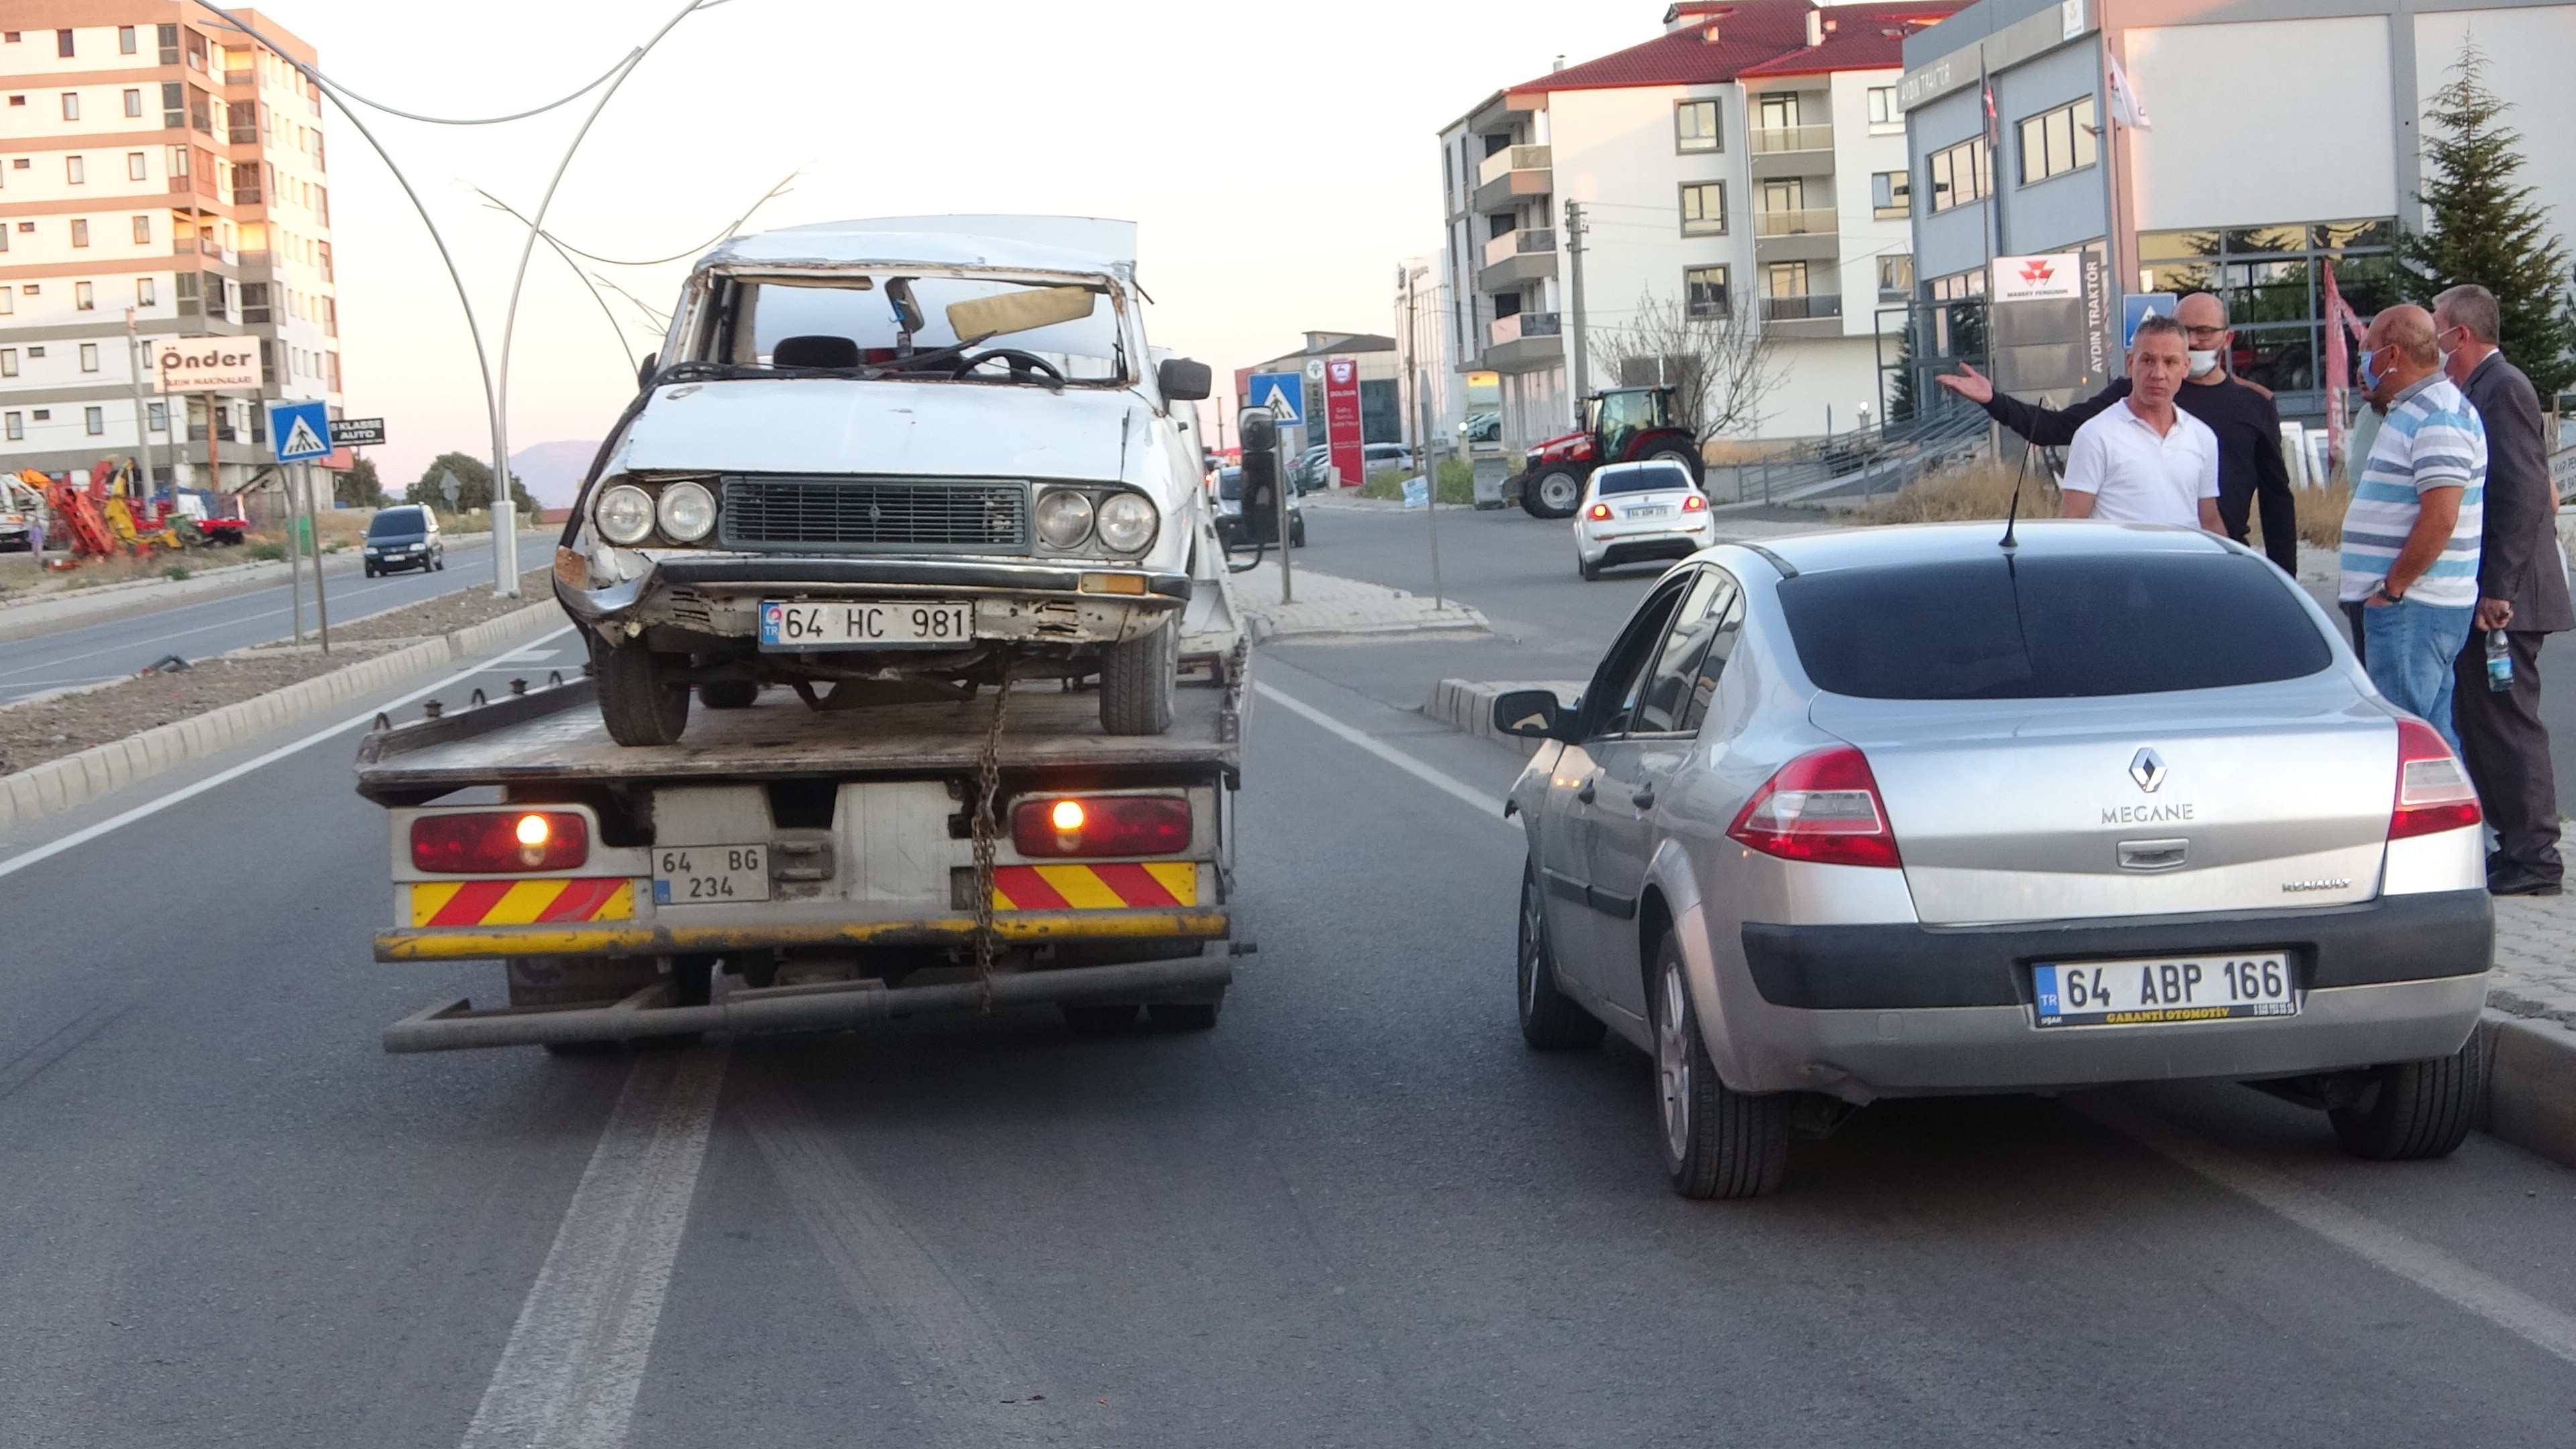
[671,263,1136,389]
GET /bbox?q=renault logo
[2129,747,2167,794]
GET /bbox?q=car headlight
[1095,492,1157,553]
[594,484,655,545]
[657,480,716,543]
[1034,489,1095,549]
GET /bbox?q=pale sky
[262,0,1660,490]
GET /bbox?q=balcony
[1754,206,1841,265]
[1485,310,1562,372]
[1753,207,1836,238]
[1470,144,1551,213]
[1478,227,1557,291]
[1752,123,1833,154]
[1759,293,1844,338]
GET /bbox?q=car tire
[2328,1042,2480,1161]
[1292,519,1307,548]
[1518,860,1603,1050]
[1149,1000,1221,1030]
[1522,468,1581,519]
[596,636,690,746]
[1098,615,1176,736]
[364,566,377,578]
[1063,1003,1138,1033]
[1651,933,1788,1198]
[434,555,445,572]
[698,679,759,710]
[1643,445,1703,485]
[1578,557,1602,582]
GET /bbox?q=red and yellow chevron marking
[992,863,1197,910]
[408,877,637,929]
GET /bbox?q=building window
[120,25,138,54]
[2018,96,2098,186]
[86,407,105,436]
[1676,99,1721,153]
[127,152,146,182]
[1768,261,1811,297]
[163,81,184,128]
[79,343,99,372]
[323,297,337,338]
[148,400,167,433]
[65,155,85,185]
[1680,181,1727,236]
[123,88,142,118]
[1927,137,1991,213]
[1684,265,1732,319]
[57,30,74,58]
[1927,266,1987,301]
[1872,170,1911,220]
[241,281,270,324]
[327,352,340,392]
[136,276,156,307]
[316,241,331,281]
[1868,86,1899,129]
[131,215,150,244]
[60,92,78,122]
[3,414,19,441]
[2133,219,2401,397]
[70,218,88,247]
[74,281,94,310]
[0,349,13,375]
[158,24,180,65]
[1879,254,1915,300]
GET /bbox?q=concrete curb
[0,596,566,836]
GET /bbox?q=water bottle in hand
[2486,630,2515,692]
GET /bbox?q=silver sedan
[1495,522,2492,1199]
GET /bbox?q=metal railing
[1489,311,1562,347]
[1753,206,1838,238]
[1751,123,1834,154]
[1759,294,1843,322]
[1477,144,1551,186]
[1482,227,1556,267]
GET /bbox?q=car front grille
[717,476,1030,553]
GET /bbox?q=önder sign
[154,339,264,392]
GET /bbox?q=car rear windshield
[1596,464,1695,496]
[1777,552,2334,699]
[1216,470,1240,500]
[367,508,425,538]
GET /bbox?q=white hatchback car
[1573,460,1716,581]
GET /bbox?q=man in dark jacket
[2434,284,2571,895]
[1934,292,2300,573]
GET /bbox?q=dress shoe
[2487,865,2563,896]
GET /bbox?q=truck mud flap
[382,943,1238,1053]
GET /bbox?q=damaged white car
[554,216,1214,744]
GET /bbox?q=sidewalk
[1230,557,1487,641]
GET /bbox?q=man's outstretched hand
[1933,363,1996,405]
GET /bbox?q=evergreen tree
[2400,42,2576,396]
[405,451,535,514]
[335,455,387,509]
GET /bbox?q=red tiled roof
[1505,0,1964,97]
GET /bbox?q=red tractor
[1515,385,1705,519]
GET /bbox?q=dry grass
[2287,483,2348,551]
[1859,461,2057,525]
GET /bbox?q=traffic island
[1230,559,1488,642]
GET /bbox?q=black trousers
[2218,471,2301,575]
[2452,629,2563,879]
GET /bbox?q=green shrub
[250,543,286,562]
[164,564,191,581]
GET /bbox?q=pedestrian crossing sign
[269,399,333,462]
[1245,371,1304,427]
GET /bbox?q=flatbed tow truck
[357,543,1249,1054]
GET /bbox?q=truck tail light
[1012,796,1192,857]
[1725,746,1901,869]
[411,811,590,873]
[2389,718,2481,840]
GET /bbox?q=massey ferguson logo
[2018,259,2057,286]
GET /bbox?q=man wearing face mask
[1935,292,2299,572]
[2433,283,2569,895]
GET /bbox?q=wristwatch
[2375,582,2404,604]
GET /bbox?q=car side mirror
[1159,358,1212,401]
[1492,688,1573,741]
[637,351,659,390]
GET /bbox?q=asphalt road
[1,591,2573,1446]
[0,541,498,706]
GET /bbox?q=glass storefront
[2134,219,2401,410]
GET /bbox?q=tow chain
[968,661,1015,1011]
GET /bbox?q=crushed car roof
[698,215,1138,276]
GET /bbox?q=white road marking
[457,1046,729,1449]
[2079,1097,2576,1366]
[0,624,579,881]
[1252,680,1511,822]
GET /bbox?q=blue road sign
[2123,292,2180,349]
[269,399,333,462]
[1244,371,1304,426]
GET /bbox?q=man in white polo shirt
[2058,313,2222,532]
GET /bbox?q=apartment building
[1436,0,1964,451]
[0,3,341,491]
[1901,0,2575,419]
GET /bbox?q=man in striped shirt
[2339,305,2486,749]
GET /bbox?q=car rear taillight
[1586,502,1612,520]
[1726,746,1901,869]
[1012,796,1193,857]
[2389,718,2481,840]
[411,811,590,873]
[1682,494,1707,513]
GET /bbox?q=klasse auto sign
[154,339,264,392]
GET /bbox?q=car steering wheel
[952,348,1065,385]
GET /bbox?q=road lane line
[2080,1097,2576,1368]
[0,624,578,882]
[458,1046,729,1449]
[1252,680,1511,822]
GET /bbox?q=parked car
[362,504,444,576]
[1572,460,1715,581]
[1211,466,1305,549]
[554,217,1214,744]
[1289,445,1332,494]
[1496,522,2491,1198]
[1360,442,1413,472]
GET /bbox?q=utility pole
[1565,200,1591,427]
[124,310,154,506]
[1404,263,1444,611]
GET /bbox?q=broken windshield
[698,270,1129,385]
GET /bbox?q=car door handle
[1576,779,1597,805]
[1631,786,1656,810]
